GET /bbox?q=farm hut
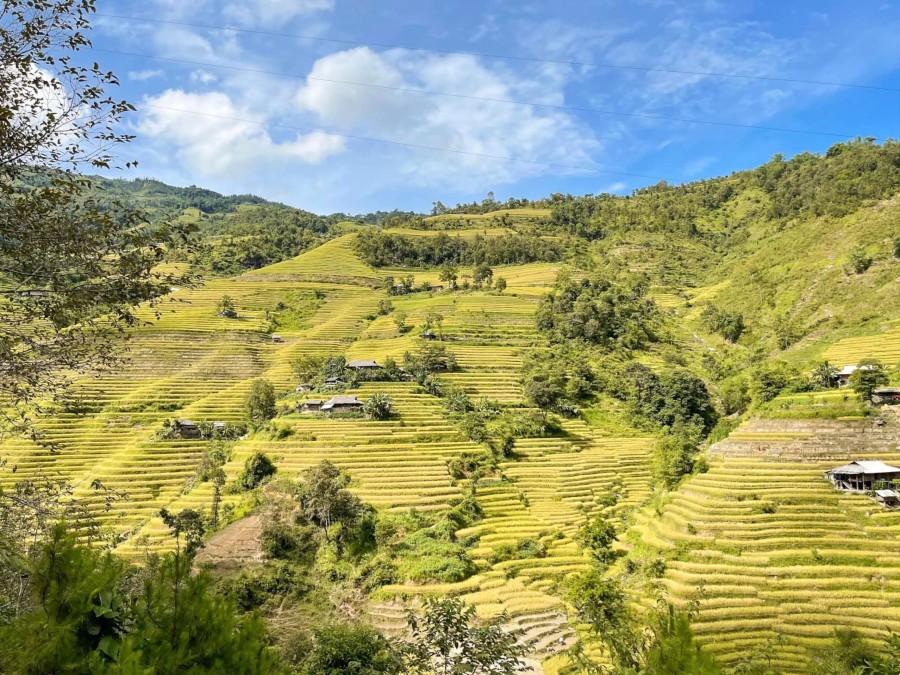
[431,285,445,292]
[323,377,345,389]
[421,330,437,340]
[875,489,900,508]
[173,419,200,439]
[295,383,314,393]
[300,400,323,414]
[836,364,876,387]
[347,359,381,371]
[836,365,857,386]
[321,395,363,413]
[213,421,226,431]
[825,460,900,492]
[873,387,900,405]
[272,334,284,343]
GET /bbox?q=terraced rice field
[632,417,900,672]
[823,322,900,366]
[422,208,552,223]
[1,233,653,672]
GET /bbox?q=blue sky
[91,0,900,214]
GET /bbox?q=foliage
[393,529,476,583]
[297,460,364,542]
[748,361,800,405]
[404,342,458,381]
[218,561,310,612]
[290,353,325,383]
[808,628,882,675]
[217,295,238,318]
[849,359,890,401]
[363,393,394,420]
[298,623,402,675]
[246,379,277,423]
[811,361,840,389]
[473,263,494,288]
[399,597,527,674]
[0,0,194,440]
[260,521,318,563]
[567,570,642,671]
[0,526,282,674]
[536,274,660,349]
[846,245,874,275]
[239,452,277,491]
[568,571,720,674]
[524,376,564,418]
[700,305,746,343]
[393,310,408,333]
[495,277,507,293]
[652,427,704,489]
[612,363,718,434]
[578,515,618,566]
[355,230,562,267]
[160,507,206,558]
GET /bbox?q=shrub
[536,273,660,349]
[300,623,401,675]
[700,305,745,342]
[239,452,277,490]
[363,393,393,420]
[261,521,317,562]
[578,515,618,566]
[489,538,547,564]
[219,562,310,612]
[849,359,889,401]
[216,295,238,318]
[749,360,798,404]
[245,379,276,423]
[846,245,873,274]
[653,427,701,489]
[394,530,476,583]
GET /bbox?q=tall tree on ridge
[0,0,194,442]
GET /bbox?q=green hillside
[4,139,900,673]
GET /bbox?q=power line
[96,12,900,93]
[91,47,867,141]
[141,103,675,182]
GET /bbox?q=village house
[873,387,900,405]
[323,376,345,389]
[825,460,900,492]
[346,359,381,371]
[321,395,363,413]
[836,364,876,387]
[299,400,323,414]
[213,421,226,432]
[271,334,284,343]
[876,489,900,508]
[295,383,314,393]
[421,330,437,340]
[172,419,200,439]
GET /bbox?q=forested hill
[90,176,355,275]
[367,139,900,355]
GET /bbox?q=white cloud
[223,0,334,28]
[190,70,218,84]
[295,46,599,189]
[128,69,164,81]
[138,89,345,179]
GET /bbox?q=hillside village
[3,139,900,673]
[4,4,900,671]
